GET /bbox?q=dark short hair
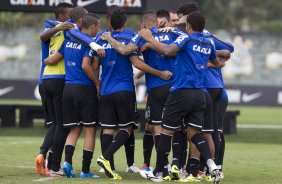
[107,5,120,18]
[156,9,170,22]
[54,2,73,19]
[70,7,88,22]
[140,10,157,23]
[186,11,205,32]
[82,13,100,29]
[177,2,199,16]
[110,8,127,30]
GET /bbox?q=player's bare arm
[101,32,138,55]
[130,56,172,80]
[44,52,63,65]
[138,28,179,56]
[40,22,74,41]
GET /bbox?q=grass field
[0,103,282,183]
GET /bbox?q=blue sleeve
[172,34,190,50]
[44,19,59,29]
[209,44,217,61]
[58,41,66,55]
[66,28,94,46]
[84,47,94,59]
[130,34,146,49]
[213,37,234,53]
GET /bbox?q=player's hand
[97,49,106,57]
[58,22,74,31]
[158,27,175,33]
[101,32,112,41]
[160,70,173,80]
[96,84,101,97]
[134,77,139,86]
[138,29,154,42]
[216,49,230,61]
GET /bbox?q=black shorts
[63,84,98,128]
[146,84,171,125]
[162,89,206,131]
[208,88,223,132]
[42,79,65,125]
[100,91,137,129]
[39,84,52,127]
[218,98,228,132]
[202,91,214,133]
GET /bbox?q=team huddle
[35,2,234,183]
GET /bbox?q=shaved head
[140,11,157,24]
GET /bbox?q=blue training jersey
[95,30,138,96]
[130,27,182,92]
[95,28,135,40]
[202,29,234,89]
[58,33,95,86]
[170,32,216,91]
[38,19,60,84]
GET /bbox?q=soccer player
[138,12,223,183]
[95,8,172,180]
[45,13,101,179]
[42,7,88,176]
[101,11,184,179]
[35,2,73,176]
[96,5,140,173]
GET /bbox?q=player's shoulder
[124,28,136,36]
[202,29,214,38]
[44,19,60,28]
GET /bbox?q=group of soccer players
[34,1,234,183]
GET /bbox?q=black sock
[172,131,183,167]
[101,133,115,170]
[218,134,225,172]
[187,157,200,177]
[199,155,206,172]
[191,133,212,162]
[47,151,53,170]
[65,145,75,165]
[154,134,160,150]
[153,133,172,176]
[82,149,93,173]
[103,130,130,161]
[212,132,220,164]
[180,134,188,167]
[124,132,135,166]
[143,130,154,166]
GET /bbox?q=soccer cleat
[35,154,45,175]
[170,165,180,180]
[126,163,140,173]
[163,175,171,181]
[97,156,115,179]
[49,169,65,177]
[112,173,122,180]
[80,171,100,178]
[201,175,212,182]
[179,174,201,182]
[62,162,76,178]
[140,169,163,182]
[45,168,50,176]
[210,168,220,184]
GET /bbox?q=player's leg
[142,123,154,170]
[50,79,69,175]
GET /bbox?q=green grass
[0,126,282,184]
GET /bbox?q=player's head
[54,2,73,22]
[169,10,179,27]
[110,8,127,31]
[140,11,158,29]
[156,9,170,28]
[70,7,88,29]
[186,11,205,34]
[82,13,101,37]
[106,5,120,20]
[177,2,199,18]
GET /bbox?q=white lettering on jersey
[174,34,189,44]
[66,42,82,50]
[154,35,170,42]
[193,45,211,54]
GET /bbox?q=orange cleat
[35,154,45,175]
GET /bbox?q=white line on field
[237,124,282,129]
[33,177,59,182]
